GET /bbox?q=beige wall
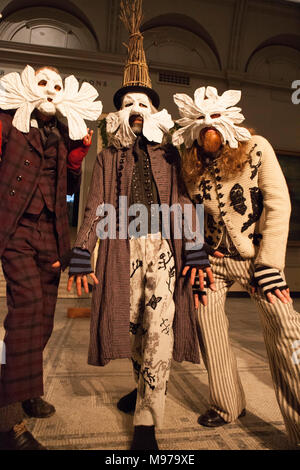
[0,0,299,289]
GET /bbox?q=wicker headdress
[113,0,160,110]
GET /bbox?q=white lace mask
[0,65,103,140]
[106,92,174,147]
[172,86,251,149]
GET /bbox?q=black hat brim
[113,85,160,110]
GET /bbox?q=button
[24,160,31,166]
[221,211,227,217]
[17,176,22,182]
[219,203,225,208]
[219,194,224,199]
[10,190,16,196]
[217,184,222,190]
[219,221,224,226]
[216,176,222,181]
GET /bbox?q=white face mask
[0,65,103,140]
[106,92,174,147]
[35,69,64,116]
[172,86,251,149]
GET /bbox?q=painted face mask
[172,86,251,149]
[0,65,103,140]
[106,92,174,147]
[34,68,64,116]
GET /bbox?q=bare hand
[52,260,61,269]
[67,273,99,296]
[83,128,94,146]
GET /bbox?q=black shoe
[0,422,47,450]
[130,425,159,451]
[198,408,246,427]
[22,397,56,419]
[117,389,137,413]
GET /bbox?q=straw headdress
[113,0,160,110]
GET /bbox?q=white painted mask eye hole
[211,113,221,119]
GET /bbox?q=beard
[200,128,222,153]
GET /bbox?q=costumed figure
[0,65,102,450]
[68,0,217,451]
[173,85,300,447]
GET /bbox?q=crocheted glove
[69,248,93,277]
[184,245,210,269]
[192,272,208,297]
[253,266,288,295]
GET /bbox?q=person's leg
[250,277,300,445]
[133,235,176,429]
[21,211,60,418]
[196,256,246,425]
[0,219,47,449]
[1,221,45,407]
[226,257,300,445]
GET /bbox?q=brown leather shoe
[0,422,47,450]
[22,397,56,419]
[198,408,246,427]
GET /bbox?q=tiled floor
[0,296,299,450]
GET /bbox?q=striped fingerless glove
[69,248,93,277]
[253,266,288,295]
[192,272,207,297]
[185,245,210,269]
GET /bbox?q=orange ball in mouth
[200,127,222,153]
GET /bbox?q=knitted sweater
[187,135,291,271]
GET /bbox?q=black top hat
[113,85,160,110]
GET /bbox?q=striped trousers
[129,234,176,428]
[196,255,300,445]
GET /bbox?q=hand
[182,265,216,308]
[82,128,93,146]
[67,273,99,296]
[252,265,292,304]
[52,260,61,269]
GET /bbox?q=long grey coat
[75,142,200,366]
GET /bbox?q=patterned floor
[0,296,299,451]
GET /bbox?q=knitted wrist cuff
[69,248,93,276]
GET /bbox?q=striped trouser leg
[226,258,300,445]
[196,256,246,422]
[129,234,176,428]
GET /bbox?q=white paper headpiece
[172,86,251,149]
[0,65,103,140]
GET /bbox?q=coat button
[24,160,31,166]
[10,190,16,196]
[17,176,22,182]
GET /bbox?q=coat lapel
[23,127,43,157]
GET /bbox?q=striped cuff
[69,248,93,276]
[185,247,210,269]
[254,266,288,295]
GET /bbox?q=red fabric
[67,143,90,171]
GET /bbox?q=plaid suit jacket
[0,111,81,270]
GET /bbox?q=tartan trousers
[196,255,300,445]
[0,209,61,407]
[129,234,176,428]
